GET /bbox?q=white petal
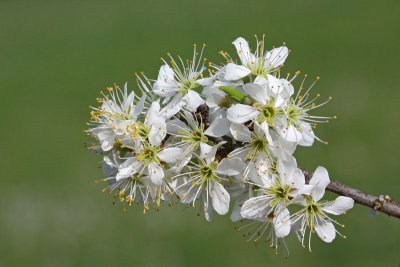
[253,76,268,86]
[148,118,166,146]
[266,74,285,95]
[259,121,274,145]
[240,196,271,219]
[230,123,252,142]
[216,158,245,176]
[265,46,289,69]
[280,124,303,143]
[196,76,214,86]
[232,37,255,65]
[130,93,146,118]
[309,166,330,201]
[276,156,297,178]
[145,101,161,126]
[298,122,315,147]
[100,137,115,151]
[204,117,230,137]
[166,119,189,135]
[116,158,141,180]
[175,179,200,204]
[161,94,182,119]
[153,64,178,97]
[182,90,204,112]
[322,196,354,215]
[279,77,295,98]
[315,221,336,243]
[200,142,218,163]
[227,104,259,124]
[273,207,291,238]
[102,155,118,176]
[224,63,251,81]
[148,162,164,185]
[291,168,306,188]
[157,147,183,164]
[242,83,268,103]
[230,203,242,222]
[210,182,230,215]
[205,93,225,108]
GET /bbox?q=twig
[302,169,400,219]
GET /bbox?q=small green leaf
[219,86,246,103]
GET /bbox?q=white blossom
[153,44,210,118]
[173,142,245,221]
[291,166,354,251]
[223,36,288,81]
[86,35,354,254]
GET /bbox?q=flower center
[254,102,279,125]
[183,127,208,144]
[248,136,270,159]
[137,145,160,165]
[199,161,219,182]
[246,58,273,77]
[286,103,304,126]
[268,183,293,206]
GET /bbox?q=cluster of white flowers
[87,36,354,254]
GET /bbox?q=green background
[1,0,399,266]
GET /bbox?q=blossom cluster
[86,36,354,253]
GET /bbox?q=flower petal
[315,221,336,243]
[210,182,230,215]
[232,37,255,65]
[182,90,204,112]
[200,143,218,163]
[130,93,146,118]
[216,158,245,176]
[280,124,303,143]
[204,117,230,137]
[242,83,268,104]
[322,196,354,215]
[166,119,189,135]
[148,162,164,185]
[265,46,289,69]
[309,166,330,201]
[157,147,183,164]
[298,122,315,147]
[116,158,142,180]
[153,64,179,97]
[148,118,166,146]
[224,63,251,81]
[230,123,252,142]
[161,94,182,119]
[240,196,271,219]
[227,104,259,124]
[273,206,291,238]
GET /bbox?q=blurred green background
[1,0,399,266]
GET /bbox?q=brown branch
[302,169,400,219]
